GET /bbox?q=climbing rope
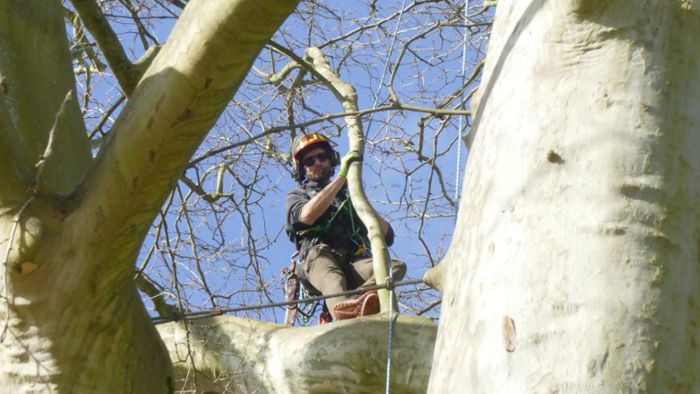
[455,0,470,205]
[385,277,396,394]
[151,278,425,325]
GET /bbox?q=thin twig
[187,103,470,168]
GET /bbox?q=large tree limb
[135,272,180,319]
[0,86,26,202]
[157,314,437,393]
[0,0,91,197]
[71,0,299,278]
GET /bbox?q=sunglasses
[302,152,330,166]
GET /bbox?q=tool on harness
[282,253,299,325]
[282,251,332,325]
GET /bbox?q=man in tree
[285,133,406,321]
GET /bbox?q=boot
[332,291,380,320]
[357,290,379,317]
[333,297,360,320]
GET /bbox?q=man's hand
[338,150,362,177]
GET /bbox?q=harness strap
[295,189,372,260]
[296,193,352,238]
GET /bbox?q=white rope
[385,283,395,394]
[455,0,470,204]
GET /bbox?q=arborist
[285,133,406,321]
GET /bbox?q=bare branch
[74,0,301,275]
[70,0,141,95]
[134,271,181,319]
[302,46,394,311]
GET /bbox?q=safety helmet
[291,133,340,182]
[292,133,333,164]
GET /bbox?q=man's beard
[306,166,333,182]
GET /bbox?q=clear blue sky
[73,0,489,324]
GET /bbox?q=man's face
[301,147,332,182]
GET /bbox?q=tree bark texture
[0,0,299,392]
[430,1,700,392]
[157,315,436,394]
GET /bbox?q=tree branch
[303,46,394,311]
[0,0,91,197]
[34,90,73,192]
[73,0,300,276]
[70,0,141,95]
[134,272,180,319]
[157,315,436,393]
[267,41,344,99]
[187,104,471,168]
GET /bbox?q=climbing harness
[296,192,369,253]
[283,251,331,325]
[285,189,373,324]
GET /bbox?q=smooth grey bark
[0,0,91,197]
[157,315,437,394]
[0,0,299,392]
[429,1,700,392]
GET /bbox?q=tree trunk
[157,315,436,393]
[0,0,298,392]
[429,1,700,392]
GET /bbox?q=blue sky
[70,0,491,324]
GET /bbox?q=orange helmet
[292,133,333,164]
[291,133,340,182]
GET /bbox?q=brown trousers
[302,244,407,320]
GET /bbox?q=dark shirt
[285,181,394,260]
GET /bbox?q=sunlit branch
[70,0,140,95]
[135,271,181,318]
[267,41,344,99]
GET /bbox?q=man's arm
[299,150,361,225]
[299,175,346,225]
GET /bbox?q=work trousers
[302,243,407,320]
